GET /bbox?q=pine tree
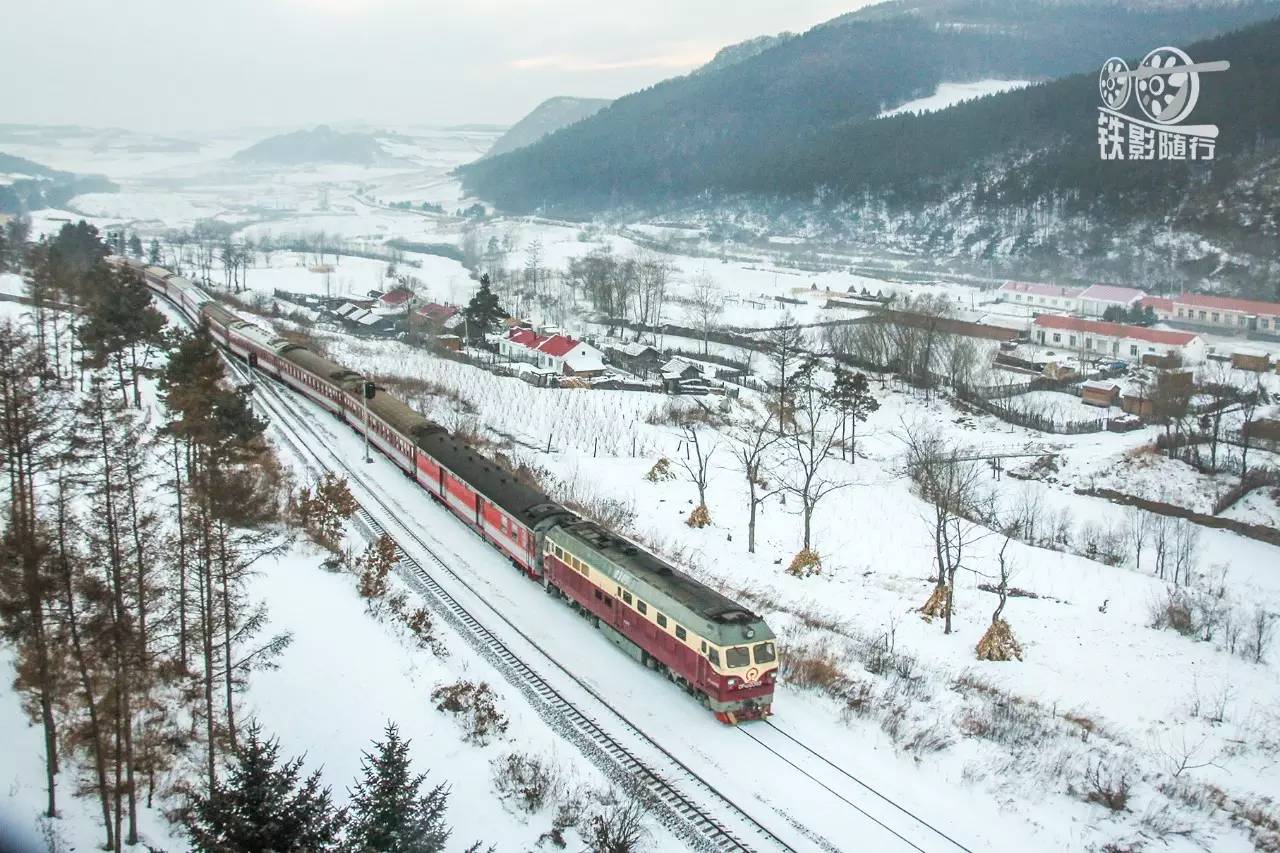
[462,274,506,341]
[186,721,346,853]
[347,722,450,853]
[826,368,879,462]
[127,233,144,258]
[147,238,162,265]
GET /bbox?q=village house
[602,340,663,378]
[372,287,414,317]
[1166,293,1280,335]
[497,328,607,377]
[1080,380,1120,408]
[1232,348,1272,372]
[1031,315,1205,365]
[997,281,1084,313]
[1077,284,1145,318]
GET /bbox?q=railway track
[213,348,796,853]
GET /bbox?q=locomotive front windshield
[726,646,750,667]
[754,642,776,664]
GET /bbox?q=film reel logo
[1097,47,1228,161]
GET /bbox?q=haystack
[645,457,677,482]
[786,549,822,577]
[976,618,1024,661]
[686,503,711,528]
[919,584,947,620]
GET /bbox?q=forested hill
[233,125,390,165]
[0,153,116,214]
[458,0,1280,213]
[482,97,612,159]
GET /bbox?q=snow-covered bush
[491,751,562,813]
[431,680,509,745]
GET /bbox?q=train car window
[707,648,720,666]
[621,591,632,605]
[593,589,602,601]
[656,613,667,628]
[726,646,750,668]
[754,642,777,664]
[675,625,686,641]
[637,601,647,615]
[604,597,613,608]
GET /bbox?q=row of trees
[0,222,291,851]
[675,314,880,568]
[187,721,457,853]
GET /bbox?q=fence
[953,386,1106,434]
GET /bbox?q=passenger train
[114,258,778,723]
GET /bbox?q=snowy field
[878,80,1034,118]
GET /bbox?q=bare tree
[676,402,719,526]
[765,313,805,427]
[727,399,783,553]
[1125,505,1152,570]
[901,421,988,634]
[782,357,847,554]
[687,272,723,355]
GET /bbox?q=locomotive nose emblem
[746,667,759,682]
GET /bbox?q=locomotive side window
[656,614,667,628]
[726,646,750,668]
[636,601,647,615]
[707,647,720,666]
[754,642,777,664]
[675,625,687,641]
[621,591,632,605]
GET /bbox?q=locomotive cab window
[754,642,777,664]
[707,648,720,666]
[726,646,750,668]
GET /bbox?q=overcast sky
[2,0,871,135]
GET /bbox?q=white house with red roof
[997,281,1084,313]
[497,328,606,377]
[372,287,414,317]
[1168,293,1280,334]
[1031,315,1205,364]
[1078,284,1145,317]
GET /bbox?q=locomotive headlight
[727,678,737,688]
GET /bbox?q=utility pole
[362,380,375,463]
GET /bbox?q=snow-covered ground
[878,80,1033,118]
[7,125,1280,852]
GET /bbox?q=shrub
[492,752,561,813]
[585,793,648,853]
[1082,760,1131,812]
[356,534,397,600]
[779,642,843,691]
[431,680,509,744]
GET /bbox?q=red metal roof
[1139,295,1174,312]
[507,328,541,347]
[536,334,579,357]
[379,288,414,306]
[1173,292,1280,316]
[1032,314,1199,346]
[415,302,458,320]
[1079,284,1144,304]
